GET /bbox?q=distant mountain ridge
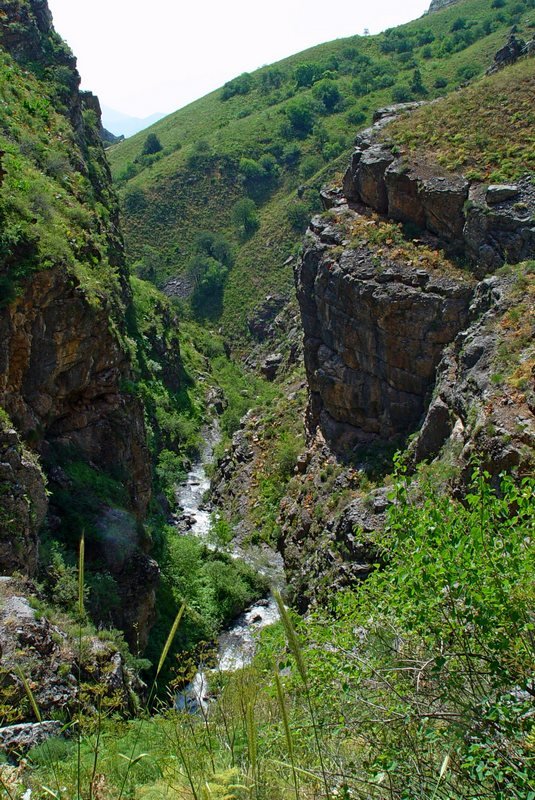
[102,105,165,138]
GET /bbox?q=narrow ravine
[173,420,285,710]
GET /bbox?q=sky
[47,0,431,120]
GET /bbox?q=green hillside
[109,0,534,341]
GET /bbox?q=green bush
[285,96,316,136]
[221,73,253,100]
[231,198,259,237]
[142,133,162,156]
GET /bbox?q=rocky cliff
[296,208,474,452]
[284,79,534,606]
[0,1,158,646]
[300,84,534,455]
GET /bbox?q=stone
[421,174,469,243]
[487,33,526,74]
[385,159,426,228]
[261,353,283,381]
[0,423,47,575]
[320,185,346,210]
[0,721,63,755]
[427,0,459,12]
[464,177,535,274]
[411,277,535,476]
[486,184,519,204]
[353,145,395,212]
[247,295,286,342]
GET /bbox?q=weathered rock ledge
[342,116,535,273]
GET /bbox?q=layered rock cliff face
[300,100,534,455]
[297,210,473,451]
[283,94,534,607]
[343,116,535,274]
[0,1,158,645]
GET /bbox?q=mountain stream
[173,423,285,710]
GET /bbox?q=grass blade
[16,665,41,722]
[156,603,186,678]
[274,667,299,800]
[78,533,85,619]
[274,592,307,685]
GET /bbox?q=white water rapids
[173,423,285,710]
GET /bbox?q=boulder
[385,159,426,228]
[0,721,63,756]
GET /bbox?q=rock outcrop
[410,274,535,476]
[0,267,151,519]
[0,421,47,575]
[0,577,141,725]
[343,114,535,271]
[427,0,459,12]
[296,208,473,452]
[0,0,160,646]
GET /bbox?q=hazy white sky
[47,0,430,118]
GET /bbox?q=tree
[294,62,322,88]
[193,231,234,267]
[232,198,259,237]
[142,133,162,155]
[285,97,316,136]
[313,79,342,113]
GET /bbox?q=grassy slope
[384,57,535,181]
[109,0,534,341]
[0,47,126,311]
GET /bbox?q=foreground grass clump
[14,467,533,800]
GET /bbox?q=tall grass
[274,591,331,800]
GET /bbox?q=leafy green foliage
[231,197,259,237]
[0,48,125,311]
[26,468,534,800]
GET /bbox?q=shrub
[294,62,322,87]
[345,107,366,126]
[221,73,253,100]
[286,201,312,232]
[313,79,342,113]
[285,96,316,136]
[142,133,162,156]
[231,198,259,237]
[299,155,323,180]
[392,85,412,103]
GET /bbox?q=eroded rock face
[464,177,535,275]
[0,577,142,723]
[427,0,459,12]
[0,423,47,575]
[0,1,158,646]
[0,267,151,520]
[295,211,473,452]
[410,276,535,475]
